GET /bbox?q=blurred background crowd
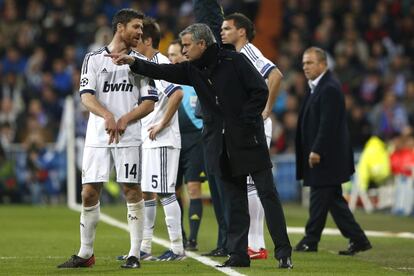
[0,0,413,210]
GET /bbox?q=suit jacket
[295,70,354,187]
[130,44,272,177]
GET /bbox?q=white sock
[127,200,144,258]
[141,199,157,254]
[248,186,265,251]
[161,194,184,255]
[78,202,100,259]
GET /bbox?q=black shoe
[121,256,140,268]
[57,255,95,268]
[216,256,250,267]
[294,242,317,252]
[202,248,228,257]
[185,239,198,251]
[278,256,293,269]
[339,241,372,256]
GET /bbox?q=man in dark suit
[295,47,372,255]
[107,23,293,269]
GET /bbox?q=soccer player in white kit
[221,13,283,260]
[134,17,185,261]
[57,9,158,269]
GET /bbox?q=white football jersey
[79,47,158,147]
[241,43,276,80]
[141,52,181,149]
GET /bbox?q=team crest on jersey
[255,60,265,70]
[80,78,89,87]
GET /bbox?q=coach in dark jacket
[107,23,292,269]
[295,47,371,255]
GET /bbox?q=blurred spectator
[403,79,414,127]
[356,136,391,191]
[347,104,372,150]
[356,70,383,105]
[369,91,408,140]
[390,126,414,177]
[0,122,15,150]
[1,72,25,114]
[75,0,98,47]
[88,26,113,52]
[0,143,18,203]
[0,1,21,52]
[333,53,361,95]
[51,58,72,97]
[25,47,46,96]
[364,12,388,44]
[1,47,27,75]
[385,54,410,98]
[276,111,298,154]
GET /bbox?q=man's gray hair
[179,23,216,47]
[304,47,327,64]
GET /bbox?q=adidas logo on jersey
[103,80,133,93]
[101,68,108,73]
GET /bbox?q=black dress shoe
[216,256,250,267]
[202,248,228,257]
[294,243,317,252]
[339,241,372,256]
[278,256,293,269]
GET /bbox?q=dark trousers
[222,168,292,260]
[203,143,229,250]
[207,173,229,250]
[303,185,368,245]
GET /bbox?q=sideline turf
[0,204,412,275]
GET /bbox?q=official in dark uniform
[106,23,293,269]
[295,47,372,255]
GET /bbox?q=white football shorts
[141,147,180,193]
[82,146,141,184]
[264,117,272,147]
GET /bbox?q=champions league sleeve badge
[80,78,89,87]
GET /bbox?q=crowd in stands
[0,0,413,204]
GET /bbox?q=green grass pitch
[0,203,413,275]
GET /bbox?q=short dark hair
[224,13,256,41]
[142,17,161,49]
[112,8,144,35]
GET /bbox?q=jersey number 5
[151,175,158,188]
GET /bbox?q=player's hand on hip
[105,53,134,66]
[308,152,321,168]
[262,109,271,120]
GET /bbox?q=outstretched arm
[105,54,191,86]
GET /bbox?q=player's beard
[128,33,141,49]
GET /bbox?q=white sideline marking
[287,227,414,239]
[70,204,246,276]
